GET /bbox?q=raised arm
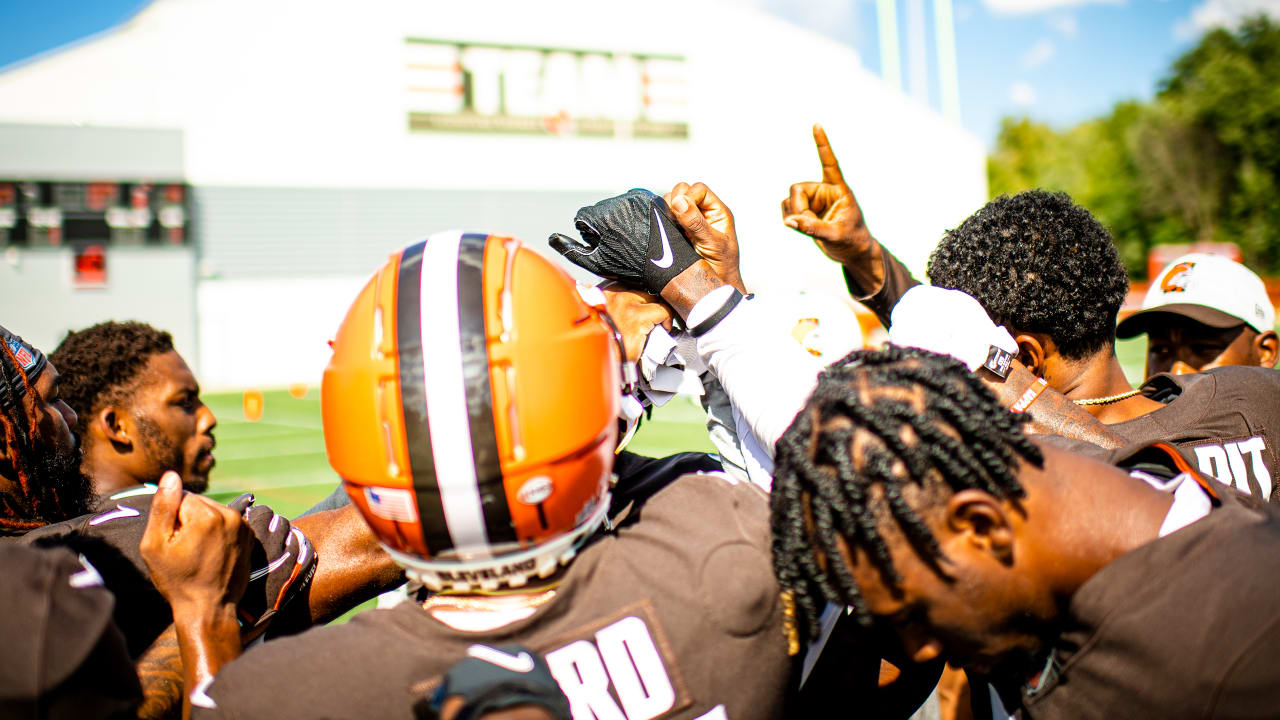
[779,124,920,325]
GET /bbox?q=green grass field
[202,390,714,513]
[202,340,1148,512]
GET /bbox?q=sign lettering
[404,39,688,139]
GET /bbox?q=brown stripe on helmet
[456,233,517,545]
[395,239,454,554]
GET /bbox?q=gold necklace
[1073,389,1142,406]
[422,587,558,612]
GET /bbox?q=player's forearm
[661,260,824,457]
[983,365,1127,449]
[659,260,726,321]
[170,601,241,720]
[136,625,184,720]
[292,505,405,624]
[842,242,920,328]
[841,238,887,300]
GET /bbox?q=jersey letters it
[1191,435,1272,500]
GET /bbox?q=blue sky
[753,0,1278,146]
[0,0,1274,146]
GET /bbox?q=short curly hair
[926,190,1129,360]
[49,321,174,437]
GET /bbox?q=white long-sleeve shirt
[687,287,831,467]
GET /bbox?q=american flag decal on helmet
[364,487,417,522]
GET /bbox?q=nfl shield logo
[7,339,36,371]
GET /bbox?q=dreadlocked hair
[770,345,1043,650]
[0,339,52,532]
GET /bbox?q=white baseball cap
[1116,253,1275,338]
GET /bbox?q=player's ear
[1014,333,1048,377]
[1255,330,1278,369]
[945,489,1014,564]
[99,406,134,451]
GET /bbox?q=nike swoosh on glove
[549,188,702,295]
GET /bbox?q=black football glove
[549,188,702,296]
[421,644,571,720]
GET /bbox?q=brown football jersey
[1110,367,1280,502]
[0,543,141,718]
[195,473,794,720]
[852,250,1280,503]
[15,485,316,657]
[1019,487,1280,718]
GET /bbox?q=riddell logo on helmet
[1160,262,1196,293]
[437,558,538,582]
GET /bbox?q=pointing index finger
[813,123,846,186]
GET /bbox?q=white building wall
[0,248,197,365]
[0,0,986,388]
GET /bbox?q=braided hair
[0,342,92,533]
[770,345,1043,649]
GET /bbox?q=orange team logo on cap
[1160,261,1196,293]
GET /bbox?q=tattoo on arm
[659,261,727,320]
[984,366,1127,449]
[136,625,184,720]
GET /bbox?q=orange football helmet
[323,231,621,592]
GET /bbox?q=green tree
[987,15,1280,276]
[1159,16,1280,271]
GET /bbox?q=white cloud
[1174,0,1280,39]
[982,0,1123,15]
[1010,81,1037,106]
[717,0,859,38]
[1048,14,1079,36]
[1021,39,1056,68]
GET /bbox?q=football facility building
[0,0,985,389]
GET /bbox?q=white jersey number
[545,616,676,720]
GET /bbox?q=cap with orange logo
[1117,253,1275,338]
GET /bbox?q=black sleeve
[0,544,142,719]
[840,245,921,328]
[795,613,942,719]
[24,488,318,654]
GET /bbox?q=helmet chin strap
[576,284,645,453]
[616,398,645,453]
[390,492,613,594]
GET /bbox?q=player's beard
[36,440,95,521]
[135,415,206,493]
[0,436,96,529]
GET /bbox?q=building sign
[405,38,688,139]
